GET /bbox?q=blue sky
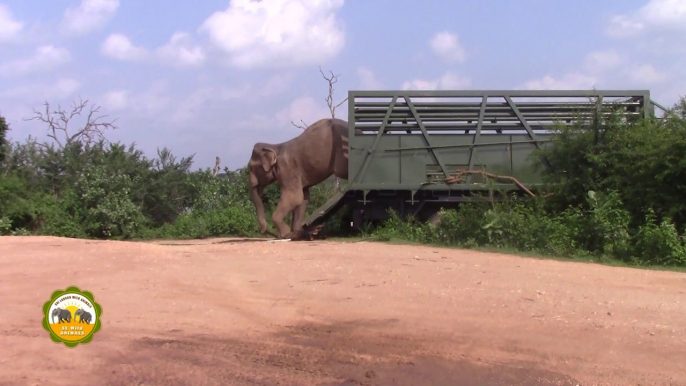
[1,0,685,170]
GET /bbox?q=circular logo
[42,286,102,348]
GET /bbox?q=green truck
[303,89,665,232]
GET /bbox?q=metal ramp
[302,191,348,230]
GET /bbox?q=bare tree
[319,66,348,119]
[24,97,118,148]
[289,67,349,191]
[212,156,221,177]
[290,66,349,130]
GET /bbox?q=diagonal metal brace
[504,96,542,149]
[349,96,398,186]
[404,96,451,180]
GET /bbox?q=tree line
[1,96,686,268]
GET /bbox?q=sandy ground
[1,236,685,386]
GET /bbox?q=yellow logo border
[42,286,103,348]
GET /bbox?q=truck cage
[303,89,667,232]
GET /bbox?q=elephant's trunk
[249,181,268,235]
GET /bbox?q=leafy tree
[0,114,8,162]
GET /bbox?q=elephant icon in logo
[75,309,92,324]
[51,307,72,324]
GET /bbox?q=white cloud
[607,0,686,37]
[251,73,295,98]
[171,85,250,122]
[103,90,129,111]
[52,78,82,98]
[102,32,208,67]
[198,0,346,69]
[523,72,598,90]
[623,64,669,84]
[357,67,383,89]
[156,32,206,68]
[402,79,439,90]
[0,45,71,77]
[439,72,472,89]
[60,0,120,36]
[583,50,623,73]
[429,31,467,63]
[606,15,645,38]
[127,80,173,115]
[275,96,331,127]
[0,78,81,100]
[523,49,669,92]
[0,4,23,42]
[639,0,686,27]
[402,72,471,90]
[101,33,148,61]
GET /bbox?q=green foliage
[156,206,255,239]
[633,209,686,267]
[0,115,344,241]
[531,99,686,231]
[0,130,265,239]
[0,115,8,162]
[368,97,686,268]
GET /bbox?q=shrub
[633,210,686,267]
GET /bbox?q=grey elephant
[75,309,92,324]
[248,118,353,240]
[51,307,72,324]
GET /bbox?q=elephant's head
[248,143,280,235]
[75,309,84,320]
[51,308,62,323]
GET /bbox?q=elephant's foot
[283,224,326,242]
[283,229,312,241]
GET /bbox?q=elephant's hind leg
[291,187,310,232]
[272,188,304,238]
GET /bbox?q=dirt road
[1,236,685,386]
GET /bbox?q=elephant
[51,307,71,324]
[75,309,92,324]
[248,118,353,239]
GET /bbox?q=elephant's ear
[260,148,277,172]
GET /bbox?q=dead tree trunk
[212,156,221,177]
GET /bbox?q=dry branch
[24,97,118,148]
[445,169,536,197]
[290,119,309,130]
[319,66,348,119]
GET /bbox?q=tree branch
[24,97,119,148]
[291,119,309,130]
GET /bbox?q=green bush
[633,209,686,267]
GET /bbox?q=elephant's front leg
[272,188,304,239]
